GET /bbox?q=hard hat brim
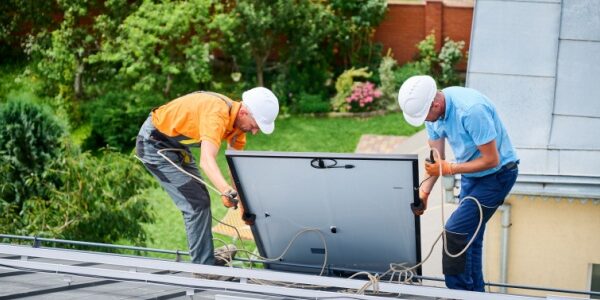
[257,121,274,134]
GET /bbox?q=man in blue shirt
[397,75,519,292]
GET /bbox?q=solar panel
[226,151,422,275]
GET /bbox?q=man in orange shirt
[136,87,279,267]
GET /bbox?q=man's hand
[240,203,255,225]
[221,188,238,208]
[425,159,454,176]
[411,189,430,216]
[241,210,255,226]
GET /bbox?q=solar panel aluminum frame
[225,151,422,277]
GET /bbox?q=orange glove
[424,159,455,176]
[221,188,239,209]
[411,189,430,216]
[241,209,255,226]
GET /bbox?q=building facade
[466,0,600,296]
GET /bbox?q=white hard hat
[242,87,279,134]
[397,75,437,126]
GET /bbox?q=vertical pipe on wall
[498,204,511,294]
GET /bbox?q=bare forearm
[200,157,229,193]
[451,157,499,174]
[200,141,231,193]
[452,140,500,174]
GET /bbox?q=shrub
[345,81,382,112]
[83,91,165,152]
[438,37,466,87]
[0,100,65,208]
[331,67,372,112]
[377,53,398,110]
[415,33,438,76]
[394,62,426,87]
[21,149,153,245]
[295,93,330,114]
[409,32,466,87]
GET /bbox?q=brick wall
[374,0,473,70]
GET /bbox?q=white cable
[135,146,483,293]
[354,148,485,293]
[157,148,224,195]
[135,149,331,286]
[431,147,483,258]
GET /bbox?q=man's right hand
[411,189,430,216]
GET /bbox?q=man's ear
[238,106,249,116]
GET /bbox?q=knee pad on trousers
[443,231,468,275]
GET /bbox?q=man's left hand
[425,159,454,176]
[221,189,239,208]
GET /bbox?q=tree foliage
[377,52,399,110]
[216,0,335,88]
[413,32,466,87]
[90,0,214,97]
[330,0,387,70]
[21,0,391,119]
[0,0,56,60]
[21,149,153,245]
[0,100,153,245]
[0,100,65,208]
[25,0,142,123]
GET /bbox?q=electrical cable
[135,149,331,288]
[350,148,484,294]
[135,147,483,295]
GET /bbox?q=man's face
[424,92,443,122]
[238,112,260,135]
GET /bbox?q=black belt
[149,129,182,148]
[501,161,519,171]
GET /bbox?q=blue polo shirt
[425,87,518,178]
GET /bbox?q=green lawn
[142,113,422,260]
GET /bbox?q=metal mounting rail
[0,244,543,300]
[0,233,188,259]
[1,234,598,298]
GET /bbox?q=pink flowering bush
[345,81,382,112]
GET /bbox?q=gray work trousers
[136,116,215,265]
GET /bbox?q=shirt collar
[441,90,453,121]
[227,101,242,133]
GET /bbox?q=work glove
[424,159,455,176]
[241,208,255,226]
[221,188,239,209]
[410,189,430,216]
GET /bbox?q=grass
[141,113,422,260]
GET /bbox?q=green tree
[216,0,335,88]
[330,0,388,71]
[0,0,56,60]
[90,0,215,97]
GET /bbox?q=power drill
[411,149,436,215]
[426,149,435,164]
